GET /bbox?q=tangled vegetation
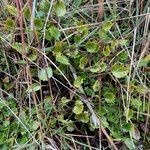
[0,0,149,149]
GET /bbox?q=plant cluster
[0,0,149,149]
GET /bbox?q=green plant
[0,0,149,149]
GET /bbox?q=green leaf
[118,51,128,61]
[44,97,53,113]
[139,55,150,67]
[54,1,66,17]
[49,26,60,40]
[4,18,15,29]
[12,42,23,54]
[18,135,28,144]
[93,80,99,92]
[60,97,70,107]
[27,47,37,61]
[0,101,5,109]
[73,0,82,7]
[74,34,82,44]
[111,40,117,49]
[73,100,84,115]
[65,47,79,58]
[75,111,89,123]
[111,39,128,49]
[127,109,134,120]
[34,18,43,30]
[79,57,88,69]
[49,118,57,128]
[3,121,10,127]
[17,60,27,64]
[118,39,128,46]
[104,92,115,103]
[89,63,100,73]
[54,42,64,53]
[67,125,75,132]
[134,85,148,94]
[111,63,129,78]
[103,45,110,56]
[74,76,83,88]
[122,123,132,132]
[56,54,70,65]
[89,62,106,73]
[124,138,135,150]
[45,29,53,41]
[28,83,41,93]
[66,120,75,132]
[40,0,50,13]
[131,98,142,109]
[100,61,107,72]
[85,40,99,53]
[45,67,53,78]
[102,22,113,32]
[99,29,110,42]
[85,87,93,96]
[24,7,31,20]
[102,116,109,128]
[38,66,53,81]
[31,121,39,131]
[77,22,89,37]
[111,129,122,139]
[6,5,17,16]
[57,115,64,123]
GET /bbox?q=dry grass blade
[98,0,104,19]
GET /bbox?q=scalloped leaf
[28,83,41,93]
[12,42,23,54]
[139,55,150,67]
[6,5,17,16]
[75,111,89,123]
[73,100,84,115]
[122,123,132,132]
[124,138,135,149]
[111,63,129,78]
[54,1,66,17]
[104,92,115,103]
[56,54,70,65]
[34,18,43,30]
[38,66,53,81]
[49,26,60,40]
[85,40,99,53]
[74,76,83,88]
[103,45,110,56]
[4,18,15,29]
[27,47,37,61]
[93,80,99,92]
[89,63,100,73]
[79,57,88,69]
